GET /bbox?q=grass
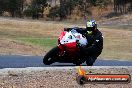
[100,38,132,61]
[16,38,57,48]
[99,28,132,60]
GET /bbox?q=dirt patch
[99,14,132,26]
[0,38,44,56]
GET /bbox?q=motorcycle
[43,28,88,65]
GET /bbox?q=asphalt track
[0,55,132,68]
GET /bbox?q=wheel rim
[47,57,52,61]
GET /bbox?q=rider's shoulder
[96,29,103,37]
[96,29,102,33]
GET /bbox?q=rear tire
[74,61,82,66]
[43,46,59,65]
[86,57,97,66]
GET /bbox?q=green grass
[16,38,57,49]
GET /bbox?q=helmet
[86,20,97,35]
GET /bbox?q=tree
[31,0,47,19]
[7,0,19,17]
[0,0,4,15]
[0,0,25,17]
[48,6,60,20]
[59,0,80,20]
[36,0,48,17]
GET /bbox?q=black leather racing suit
[64,28,103,66]
[77,28,103,65]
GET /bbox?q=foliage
[95,0,111,8]
[0,0,131,19]
[0,0,24,17]
[48,6,60,20]
[23,6,33,17]
[30,0,47,18]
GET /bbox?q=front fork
[57,44,66,57]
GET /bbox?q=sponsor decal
[76,66,131,85]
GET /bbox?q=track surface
[0,55,132,68]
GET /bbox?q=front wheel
[43,46,59,65]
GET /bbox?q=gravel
[0,66,131,88]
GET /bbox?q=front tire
[43,46,59,65]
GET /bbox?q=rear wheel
[74,61,82,66]
[86,57,97,66]
[43,46,59,65]
[73,58,84,66]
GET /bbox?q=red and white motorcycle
[43,28,88,65]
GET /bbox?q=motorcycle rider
[80,20,103,66]
[64,20,103,66]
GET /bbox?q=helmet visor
[86,27,95,31]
